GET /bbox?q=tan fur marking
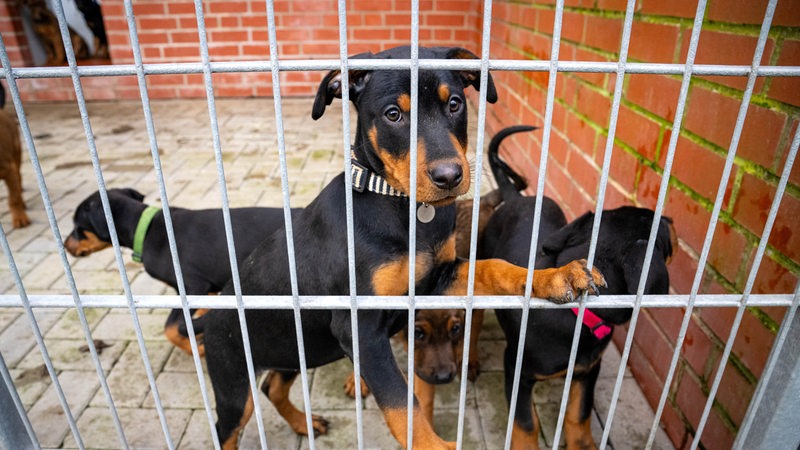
[437,84,450,103]
[221,393,254,450]
[64,231,111,257]
[414,373,437,425]
[435,234,456,265]
[442,259,528,296]
[511,420,540,450]
[372,253,433,296]
[565,382,596,449]
[164,324,204,357]
[263,371,328,436]
[367,126,470,205]
[382,406,454,449]
[398,93,411,112]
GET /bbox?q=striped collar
[350,158,407,198]
[132,206,160,263]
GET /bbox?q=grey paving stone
[63,406,192,450]
[0,309,63,367]
[26,370,100,448]
[16,337,124,373]
[91,309,168,342]
[89,340,173,408]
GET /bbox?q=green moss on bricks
[748,306,781,334]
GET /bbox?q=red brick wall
[3,0,481,101]
[486,1,800,447]
[3,0,799,447]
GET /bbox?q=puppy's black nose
[433,370,455,384]
[429,163,463,190]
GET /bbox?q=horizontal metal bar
[0,294,793,309]
[2,61,799,79]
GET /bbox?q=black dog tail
[488,125,538,201]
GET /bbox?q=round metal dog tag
[417,203,435,223]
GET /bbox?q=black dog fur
[200,46,605,450]
[480,129,675,449]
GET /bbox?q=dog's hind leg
[206,344,254,450]
[5,166,29,228]
[504,345,540,450]
[260,370,329,436]
[564,365,600,450]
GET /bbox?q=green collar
[132,206,160,263]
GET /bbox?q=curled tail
[488,125,538,201]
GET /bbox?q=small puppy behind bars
[480,125,675,450]
[199,45,604,450]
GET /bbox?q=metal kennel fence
[0,0,798,449]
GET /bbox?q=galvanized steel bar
[691,9,791,439]
[0,348,38,449]
[121,0,219,447]
[590,1,642,447]
[3,61,799,79]
[334,0,366,446]
[407,2,421,446]
[456,0,496,446]
[0,294,795,310]
[734,281,800,449]
[264,0,315,448]
[503,0,565,448]
[640,1,710,446]
[1,23,100,450]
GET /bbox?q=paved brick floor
[0,98,672,449]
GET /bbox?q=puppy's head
[64,188,145,257]
[409,309,466,385]
[312,46,497,206]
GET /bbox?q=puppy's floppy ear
[312,51,374,120]
[444,47,498,104]
[311,69,372,120]
[541,211,593,255]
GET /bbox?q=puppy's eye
[448,96,462,113]
[414,327,425,341]
[450,323,462,337]
[385,106,402,123]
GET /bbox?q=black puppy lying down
[200,46,605,450]
[63,188,300,355]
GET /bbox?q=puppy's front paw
[536,259,606,304]
[343,372,370,398]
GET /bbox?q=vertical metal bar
[734,281,800,449]
[646,1,776,447]
[639,8,708,442]
[584,1,637,447]
[691,42,791,446]
[0,348,38,449]
[0,18,117,450]
[0,227,41,450]
[122,1,218,447]
[456,0,494,446]
[264,1,314,449]
[334,0,365,447]
[407,2,421,448]
[503,1,565,448]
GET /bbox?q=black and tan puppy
[0,84,29,228]
[20,0,90,65]
[480,127,674,449]
[200,46,604,449]
[63,188,300,355]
